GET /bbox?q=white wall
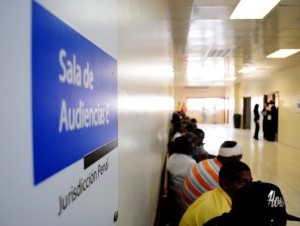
[0,1,173,226]
[118,0,173,225]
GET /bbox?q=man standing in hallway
[264,100,278,141]
[253,104,260,140]
[261,102,268,139]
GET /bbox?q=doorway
[263,92,279,141]
[186,97,229,124]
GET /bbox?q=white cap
[218,141,243,157]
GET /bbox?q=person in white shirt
[167,135,197,225]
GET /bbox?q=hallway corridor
[199,124,300,225]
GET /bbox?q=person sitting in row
[204,181,300,226]
[191,128,215,162]
[186,118,198,133]
[168,116,185,155]
[166,135,197,225]
[181,141,243,210]
[168,111,200,143]
[179,160,253,226]
[168,112,198,155]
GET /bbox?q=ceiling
[167,0,300,88]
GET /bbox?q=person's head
[229,181,300,226]
[171,111,182,124]
[217,141,243,164]
[218,160,252,198]
[184,132,198,148]
[173,121,185,134]
[174,135,193,155]
[192,128,205,145]
[255,104,259,110]
[185,123,195,133]
[191,118,198,124]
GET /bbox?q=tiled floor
[200,124,300,226]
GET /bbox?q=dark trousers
[254,121,259,139]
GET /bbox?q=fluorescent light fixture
[266,49,300,58]
[230,0,281,19]
[238,66,257,74]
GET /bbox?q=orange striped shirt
[182,158,222,209]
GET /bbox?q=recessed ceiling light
[230,0,281,19]
[266,49,300,58]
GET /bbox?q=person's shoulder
[194,158,216,171]
[167,153,177,162]
[198,158,212,165]
[166,154,180,168]
[213,187,231,201]
[197,188,221,204]
[182,154,197,166]
[203,213,233,226]
[202,157,220,166]
[202,187,224,200]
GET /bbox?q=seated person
[191,128,214,162]
[185,132,205,162]
[167,135,197,224]
[182,141,243,209]
[179,160,252,226]
[204,181,300,226]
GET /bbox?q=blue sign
[32,2,118,185]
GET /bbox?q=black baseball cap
[230,181,300,226]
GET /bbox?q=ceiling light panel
[230,0,281,19]
[266,49,300,58]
